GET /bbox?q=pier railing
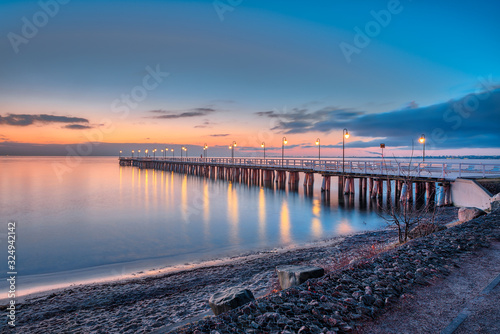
[121,157,500,180]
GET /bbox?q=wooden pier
[119,157,500,206]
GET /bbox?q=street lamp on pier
[119,150,122,158]
[138,149,141,157]
[182,147,187,158]
[153,149,157,159]
[261,142,266,160]
[171,148,174,158]
[132,150,134,158]
[315,138,320,160]
[230,141,236,160]
[419,134,426,162]
[281,137,287,166]
[204,144,208,158]
[342,129,349,174]
[145,149,149,158]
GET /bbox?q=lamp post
[315,138,320,160]
[138,149,141,157]
[145,149,149,158]
[161,149,164,158]
[281,137,287,166]
[171,148,174,157]
[230,141,236,160]
[182,147,187,159]
[119,150,122,158]
[261,142,266,160]
[342,129,349,174]
[419,134,426,162]
[132,150,134,158]
[153,149,157,159]
[204,143,208,158]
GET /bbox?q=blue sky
[1,0,499,156]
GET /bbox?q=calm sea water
[1,157,390,295]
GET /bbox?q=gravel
[173,209,500,334]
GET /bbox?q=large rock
[491,193,500,212]
[208,288,255,316]
[276,265,325,289]
[408,222,446,239]
[458,207,486,222]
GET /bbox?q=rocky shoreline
[0,207,466,333]
[172,208,499,334]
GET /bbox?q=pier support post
[344,177,351,194]
[400,182,408,202]
[321,175,331,192]
[407,182,413,202]
[386,179,391,201]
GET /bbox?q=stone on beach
[276,265,325,289]
[408,222,446,240]
[208,288,255,316]
[491,193,500,212]
[458,207,486,222]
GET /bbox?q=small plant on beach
[380,191,436,243]
[377,150,437,244]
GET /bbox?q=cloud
[0,114,89,126]
[64,124,92,129]
[209,134,229,137]
[194,120,212,128]
[148,108,216,119]
[257,107,364,134]
[258,87,500,149]
[336,88,500,149]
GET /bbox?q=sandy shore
[2,207,458,333]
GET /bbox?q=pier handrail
[120,157,500,180]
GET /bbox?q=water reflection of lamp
[337,220,354,234]
[227,183,240,244]
[280,201,291,244]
